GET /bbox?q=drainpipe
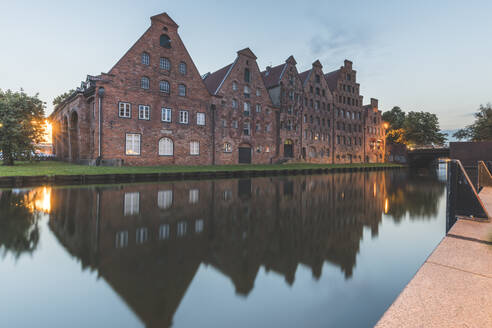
[97,87,105,165]
[211,104,216,165]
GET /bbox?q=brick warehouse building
[50,12,385,166]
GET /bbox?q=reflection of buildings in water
[47,171,440,328]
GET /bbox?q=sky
[1,0,491,130]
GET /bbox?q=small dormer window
[179,62,187,75]
[141,52,150,65]
[160,34,171,48]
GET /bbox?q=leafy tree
[453,103,492,141]
[382,106,406,130]
[52,89,74,107]
[0,89,46,165]
[403,111,446,147]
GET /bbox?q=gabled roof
[150,12,179,28]
[237,47,257,59]
[202,60,236,95]
[299,69,311,86]
[324,69,341,92]
[261,63,286,89]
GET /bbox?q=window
[256,123,261,132]
[160,57,170,70]
[178,84,186,96]
[232,120,238,129]
[179,61,187,75]
[232,99,238,109]
[347,73,351,81]
[159,80,170,94]
[160,34,171,48]
[316,87,320,95]
[244,102,251,116]
[223,142,232,152]
[136,227,148,244]
[232,81,238,91]
[158,137,173,156]
[158,190,173,209]
[141,52,149,65]
[195,219,204,233]
[190,141,199,155]
[189,189,199,203]
[256,104,261,113]
[287,106,293,115]
[265,146,270,153]
[177,221,187,237]
[119,102,131,118]
[161,107,171,122]
[221,119,227,127]
[256,88,261,96]
[243,122,251,136]
[115,231,128,248]
[244,68,250,83]
[179,110,189,124]
[197,112,205,126]
[138,105,150,120]
[244,85,250,98]
[266,123,271,132]
[289,91,294,100]
[315,74,320,83]
[126,134,140,155]
[124,192,139,216]
[158,224,170,240]
[141,76,149,89]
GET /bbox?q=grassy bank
[0,161,402,177]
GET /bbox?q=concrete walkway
[376,191,492,327]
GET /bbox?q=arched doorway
[284,139,294,158]
[238,143,252,164]
[62,117,69,160]
[69,112,79,162]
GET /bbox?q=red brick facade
[50,12,386,166]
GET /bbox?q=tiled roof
[202,62,234,95]
[261,63,286,89]
[324,70,341,92]
[298,69,311,86]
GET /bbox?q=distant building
[50,12,387,166]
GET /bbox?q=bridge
[407,147,450,168]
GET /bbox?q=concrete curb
[0,165,404,188]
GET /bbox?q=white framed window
[256,104,261,113]
[158,190,173,209]
[136,227,148,244]
[232,99,238,109]
[160,57,170,70]
[124,192,139,216]
[243,122,251,136]
[232,81,238,91]
[244,102,251,116]
[161,107,171,122]
[244,85,250,97]
[190,141,199,155]
[222,119,227,128]
[141,76,149,89]
[189,189,199,203]
[179,110,189,124]
[179,61,187,74]
[115,231,128,248]
[138,105,150,120]
[265,123,271,132]
[256,123,261,132]
[223,190,232,201]
[158,137,173,156]
[119,102,131,118]
[195,219,204,233]
[178,84,186,96]
[196,112,205,126]
[223,142,232,153]
[158,224,170,240]
[256,88,261,96]
[232,120,238,129]
[159,80,170,94]
[141,52,150,65]
[177,221,187,237]
[125,134,141,155]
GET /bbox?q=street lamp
[383,122,390,162]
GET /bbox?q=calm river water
[0,168,447,328]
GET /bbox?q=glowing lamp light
[384,198,389,214]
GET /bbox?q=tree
[453,104,492,141]
[0,89,46,165]
[403,111,446,147]
[382,106,406,130]
[52,89,74,107]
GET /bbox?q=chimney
[370,98,378,109]
[344,59,353,69]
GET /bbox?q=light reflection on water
[0,169,446,328]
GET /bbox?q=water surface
[0,169,447,327]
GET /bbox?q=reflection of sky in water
[0,170,447,328]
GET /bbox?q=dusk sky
[1,0,491,130]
